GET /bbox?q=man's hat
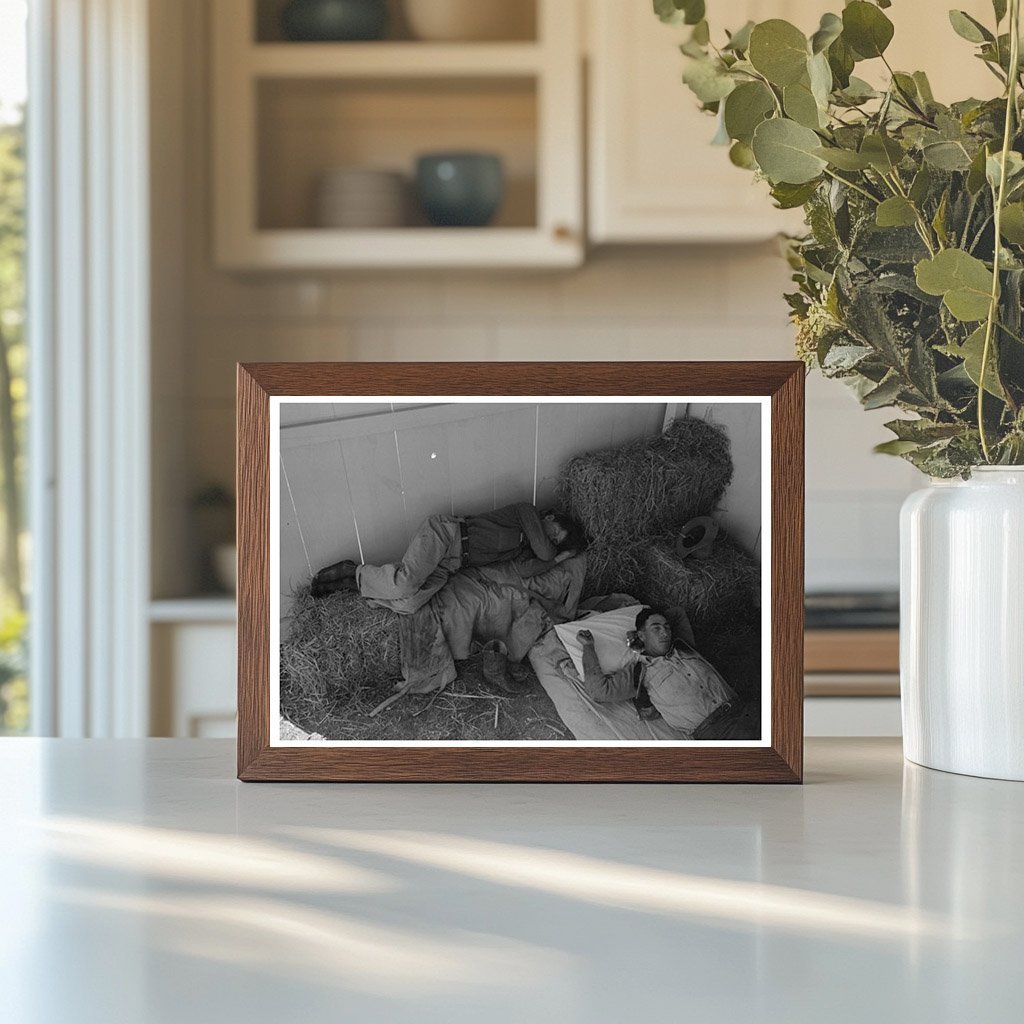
[674,516,718,560]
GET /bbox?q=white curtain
[28,0,150,736]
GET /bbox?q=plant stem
[822,167,880,205]
[884,171,939,254]
[750,69,784,117]
[968,213,994,253]
[979,0,1021,462]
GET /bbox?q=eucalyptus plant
[657,0,1024,475]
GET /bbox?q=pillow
[553,604,644,682]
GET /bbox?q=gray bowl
[280,0,388,42]
[415,152,505,228]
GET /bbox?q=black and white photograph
[271,397,768,745]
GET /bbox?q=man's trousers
[356,514,465,615]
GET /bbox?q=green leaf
[711,109,731,145]
[862,374,903,409]
[876,197,918,228]
[691,19,710,45]
[884,418,964,443]
[751,118,828,184]
[770,180,820,209]
[729,140,757,169]
[836,76,879,104]
[653,0,681,24]
[682,0,705,25]
[653,0,705,26]
[922,140,973,171]
[810,12,843,54]
[986,150,1024,191]
[784,80,824,129]
[993,0,1008,24]
[1000,203,1024,245]
[913,71,935,104]
[909,164,933,205]
[748,20,809,87]
[967,144,991,194]
[860,133,904,173]
[940,325,1006,398]
[915,249,994,322]
[724,20,755,53]
[948,10,994,44]
[891,72,922,109]
[875,439,922,455]
[932,190,950,246]
[827,37,855,89]
[842,1,895,59]
[807,52,833,109]
[814,146,872,170]
[979,32,1015,75]
[682,57,736,104]
[723,81,775,144]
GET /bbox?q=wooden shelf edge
[217,228,584,270]
[150,597,237,624]
[804,628,900,674]
[805,673,900,698]
[249,42,544,78]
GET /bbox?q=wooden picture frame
[238,362,804,782]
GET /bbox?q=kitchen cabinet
[587,0,812,243]
[150,601,237,738]
[804,627,901,737]
[586,0,999,244]
[211,0,583,269]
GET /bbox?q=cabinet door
[588,0,995,244]
[588,0,810,243]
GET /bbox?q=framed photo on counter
[237,362,804,782]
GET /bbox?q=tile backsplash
[179,247,916,594]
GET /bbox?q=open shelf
[249,42,544,77]
[257,77,537,232]
[254,0,539,45]
[212,0,582,268]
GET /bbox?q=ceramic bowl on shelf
[280,0,389,42]
[213,543,237,594]
[315,167,408,229]
[403,0,535,42]
[414,152,504,227]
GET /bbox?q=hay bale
[558,417,733,549]
[643,538,760,631]
[280,589,402,713]
[558,416,734,599]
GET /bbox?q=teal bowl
[415,153,505,228]
[281,0,388,42]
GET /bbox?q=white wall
[687,402,762,559]
[278,401,665,607]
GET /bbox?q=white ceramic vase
[900,467,1024,781]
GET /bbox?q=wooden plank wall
[278,402,666,616]
[688,401,763,559]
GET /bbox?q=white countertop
[1,738,1020,1023]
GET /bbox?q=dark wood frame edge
[237,361,804,783]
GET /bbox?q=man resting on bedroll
[311,503,584,615]
[577,605,736,736]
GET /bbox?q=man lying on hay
[310,502,585,614]
[578,605,744,739]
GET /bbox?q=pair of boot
[310,559,358,598]
[481,640,529,696]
